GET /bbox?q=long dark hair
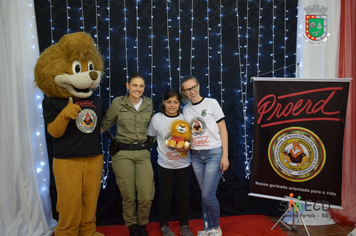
[159,89,183,115]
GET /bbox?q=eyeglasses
[183,84,199,94]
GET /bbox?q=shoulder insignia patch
[120,107,128,112]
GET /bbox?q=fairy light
[135,0,139,72]
[272,0,275,77]
[284,0,287,77]
[49,0,54,45]
[66,0,70,34]
[189,0,194,76]
[124,0,129,81]
[80,0,85,31]
[95,1,99,47]
[244,0,248,83]
[206,0,211,97]
[34,75,48,184]
[236,0,252,179]
[257,0,261,76]
[250,0,263,178]
[219,1,223,107]
[95,0,101,97]
[178,0,182,81]
[149,0,155,99]
[107,1,112,102]
[236,1,243,85]
[166,0,172,88]
[244,0,250,179]
[102,0,113,189]
[27,2,51,204]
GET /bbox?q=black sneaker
[129,224,140,236]
[161,225,175,236]
[138,224,149,236]
[180,225,193,236]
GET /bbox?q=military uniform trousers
[112,149,155,227]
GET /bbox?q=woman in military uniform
[101,73,154,236]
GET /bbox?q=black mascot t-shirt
[43,95,103,159]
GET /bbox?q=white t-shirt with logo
[147,112,191,169]
[183,98,225,150]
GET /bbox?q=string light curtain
[34,0,298,223]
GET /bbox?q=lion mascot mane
[34,32,105,236]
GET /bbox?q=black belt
[119,142,148,151]
[107,131,154,155]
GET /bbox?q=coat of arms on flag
[302,5,330,45]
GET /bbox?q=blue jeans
[191,147,222,230]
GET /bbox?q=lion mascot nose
[89,71,98,80]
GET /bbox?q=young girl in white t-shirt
[147,89,193,236]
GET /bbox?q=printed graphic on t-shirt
[189,117,209,147]
[75,100,96,108]
[165,132,184,160]
[190,117,206,136]
[201,109,207,117]
[76,109,97,133]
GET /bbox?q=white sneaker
[209,227,222,236]
[197,230,210,236]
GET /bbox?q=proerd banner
[250,78,350,207]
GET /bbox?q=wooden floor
[267,216,355,236]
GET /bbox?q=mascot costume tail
[34,32,105,236]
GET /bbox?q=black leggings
[158,165,191,227]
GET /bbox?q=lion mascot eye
[88,61,94,71]
[73,60,82,73]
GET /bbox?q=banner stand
[271,199,310,236]
[282,203,336,226]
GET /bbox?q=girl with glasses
[180,75,229,236]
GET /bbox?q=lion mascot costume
[34,32,105,236]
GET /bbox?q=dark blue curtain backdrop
[34,0,298,225]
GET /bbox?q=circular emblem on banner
[268,127,326,182]
[190,117,206,136]
[76,109,97,133]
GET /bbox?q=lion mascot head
[34,32,104,99]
